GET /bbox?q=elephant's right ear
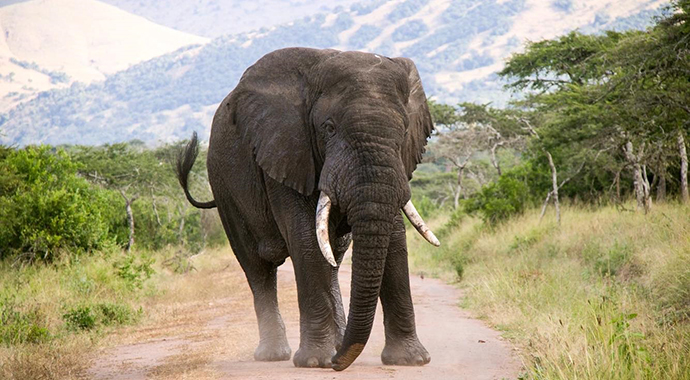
[231,48,337,196]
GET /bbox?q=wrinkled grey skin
[176,48,434,371]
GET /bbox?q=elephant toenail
[306,357,319,367]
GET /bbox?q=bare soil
[86,256,520,380]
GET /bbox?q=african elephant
[176,47,440,371]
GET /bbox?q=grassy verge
[0,246,230,380]
[408,203,690,379]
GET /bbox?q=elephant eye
[323,120,335,135]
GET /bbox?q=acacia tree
[70,142,196,251]
[498,16,690,211]
[456,102,525,177]
[427,101,526,208]
[604,0,690,204]
[74,143,148,251]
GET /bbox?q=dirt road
[88,257,520,379]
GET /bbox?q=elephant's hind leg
[247,260,292,362]
[216,200,291,362]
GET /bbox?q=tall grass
[0,247,164,379]
[408,203,690,379]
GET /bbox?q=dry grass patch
[408,203,690,379]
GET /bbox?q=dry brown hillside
[0,0,208,111]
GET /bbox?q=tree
[427,101,526,208]
[498,6,690,208]
[0,146,119,261]
[70,142,209,251]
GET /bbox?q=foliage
[114,254,155,290]
[417,1,689,225]
[0,298,50,345]
[9,58,70,84]
[407,203,690,379]
[0,141,223,260]
[69,141,223,251]
[464,166,530,224]
[63,303,140,331]
[0,146,121,261]
[62,306,97,331]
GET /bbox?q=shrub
[97,303,140,325]
[464,167,530,225]
[0,299,50,345]
[0,146,121,261]
[114,254,155,290]
[62,306,96,331]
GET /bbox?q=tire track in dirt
[87,258,520,379]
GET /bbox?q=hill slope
[0,0,208,111]
[100,0,362,38]
[1,0,666,146]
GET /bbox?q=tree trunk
[150,188,162,226]
[642,164,652,211]
[625,141,646,212]
[454,165,465,209]
[539,191,553,221]
[546,152,561,225]
[119,190,137,252]
[657,172,666,203]
[615,169,622,204]
[490,142,502,176]
[679,131,689,204]
[178,203,188,238]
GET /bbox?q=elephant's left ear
[393,57,434,180]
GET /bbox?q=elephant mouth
[315,191,440,267]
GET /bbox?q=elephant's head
[234,48,439,370]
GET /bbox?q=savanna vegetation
[407,1,690,378]
[0,141,225,379]
[0,1,688,379]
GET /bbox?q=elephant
[176,47,440,371]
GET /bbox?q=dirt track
[87,258,520,379]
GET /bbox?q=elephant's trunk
[331,184,398,371]
[317,112,438,370]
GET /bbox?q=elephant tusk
[316,192,338,267]
[403,200,441,247]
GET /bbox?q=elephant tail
[176,132,217,209]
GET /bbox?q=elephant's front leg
[290,248,344,368]
[379,214,431,366]
[267,183,344,368]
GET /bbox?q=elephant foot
[254,338,292,361]
[381,337,431,366]
[293,345,336,368]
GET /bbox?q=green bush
[464,167,530,225]
[62,306,96,331]
[97,303,140,325]
[582,241,633,277]
[114,254,155,290]
[0,146,122,261]
[62,303,137,331]
[0,298,50,345]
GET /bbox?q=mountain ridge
[0,0,667,146]
[0,0,208,111]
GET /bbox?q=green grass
[408,203,690,379]
[0,246,166,379]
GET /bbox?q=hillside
[1,0,666,146]
[0,0,208,111]
[101,0,362,38]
